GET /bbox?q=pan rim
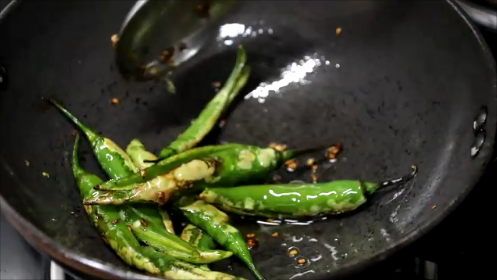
[0,0,496,279]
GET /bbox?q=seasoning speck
[140,219,148,227]
[25,160,30,167]
[336,27,342,36]
[326,143,342,162]
[288,247,299,257]
[111,98,119,105]
[271,232,279,237]
[42,172,50,178]
[112,219,119,224]
[111,34,118,47]
[140,169,146,178]
[212,81,221,89]
[269,142,287,152]
[272,174,281,183]
[285,159,297,172]
[311,173,317,183]
[306,158,315,166]
[246,233,255,239]
[246,238,258,249]
[431,205,436,210]
[219,119,226,128]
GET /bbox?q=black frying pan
[0,0,496,280]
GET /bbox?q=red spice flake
[285,159,297,172]
[158,47,175,64]
[297,257,307,264]
[268,142,287,152]
[326,143,342,161]
[246,238,258,249]
[140,219,148,227]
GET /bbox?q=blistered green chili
[140,247,246,280]
[123,206,232,264]
[72,134,165,274]
[158,45,250,159]
[199,166,418,218]
[51,100,172,232]
[181,224,216,251]
[181,200,265,280]
[84,145,324,205]
[127,139,175,234]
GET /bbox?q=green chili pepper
[73,136,244,279]
[140,247,246,280]
[71,134,161,273]
[158,45,250,159]
[127,139,175,234]
[181,224,216,250]
[181,224,216,270]
[96,144,242,190]
[180,200,265,280]
[52,101,194,258]
[123,207,233,264]
[84,145,324,205]
[199,165,418,218]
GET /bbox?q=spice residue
[285,159,297,172]
[288,247,299,257]
[269,142,287,152]
[42,172,50,178]
[336,27,342,36]
[111,34,118,47]
[111,98,119,105]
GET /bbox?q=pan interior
[0,0,495,279]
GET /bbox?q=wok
[0,0,496,279]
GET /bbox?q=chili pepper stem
[362,165,418,195]
[49,99,99,143]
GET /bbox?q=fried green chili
[181,224,217,270]
[181,200,265,280]
[181,224,216,251]
[51,100,173,232]
[199,165,418,218]
[140,247,246,280]
[126,139,175,234]
[96,144,241,190]
[158,45,250,159]
[123,207,233,264]
[84,145,324,205]
[71,123,243,279]
[72,134,164,274]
